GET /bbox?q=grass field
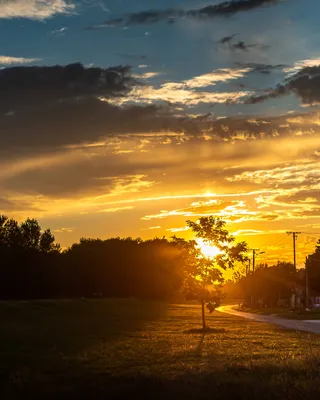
[235,305,320,320]
[1,299,320,399]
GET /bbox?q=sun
[196,238,221,259]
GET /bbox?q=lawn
[235,305,320,320]
[1,299,320,399]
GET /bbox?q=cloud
[1,61,320,205]
[142,226,162,230]
[141,199,247,220]
[275,190,320,205]
[227,162,320,188]
[88,0,285,28]
[0,63,134,105]
[217,34,270,52]
[2,127,319,223]
[53,227,74,233]
[196,0,284,16]
[166,226,189,233]
[286,66,320,105]
[98,206,134,213]
[217,33,238,44]
[0,63,159,150]
[235,62,288,74]
[141,197,291,225]
[0,55,40,65]
[179,68,250,89]
[51,27,68,36]
[0,196,41,213]
[229,41,270,51]
[284,58,320,75]
[0,0,75,20]
[0,93,190,152]
[132,72,162,80]
[233,229,288,236]
[245,64,320,105]
[109,84,249,107]
[108,68,251,107]
[244,85,287,104]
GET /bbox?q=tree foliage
[174,217,248,328]
[0,215,185,300]
[306,238,320,294]
[236,262,296,307]
[0,216,59,252]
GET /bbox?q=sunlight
[196,238,221,259]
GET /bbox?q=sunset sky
[1,0,320,266]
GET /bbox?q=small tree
[177,217,248,330]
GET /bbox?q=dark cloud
[245,65,320,105]
[244,85,287,104]
[217,33,238,44]
[0,63,171,151]
[0,62,134,113]
[286,66,320,105]
[0,96,190,153]
[87,0,285,28]
[0,63,204,154]
[2,161,153,197]
[230,41,270,51]
[1,61,319,166]
[198,0,284,16]
[217,34,270,52]
[0,196,42,213]
[235,62,288,74]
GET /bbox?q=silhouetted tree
[175,217,248,330]
[306,238,320,295]
[62,236,184,299]
[0,215,61,299]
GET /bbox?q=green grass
[235,305,320,320]
[1,299,320,399]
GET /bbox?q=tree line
[0,216,187,300]
[1,215,319,313]
[0,215,247,307]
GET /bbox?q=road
[217,305,320,334]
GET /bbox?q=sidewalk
[217,305,320,334]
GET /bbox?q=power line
[269,234,288,248]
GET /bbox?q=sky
[1,0,320,267]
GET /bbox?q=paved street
[218,305,320,334]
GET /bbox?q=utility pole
[287,231,301,308]
[305,257,309,308]
[251,249,265,272]
[287,231,301,271]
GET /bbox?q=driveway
[217,305,320,334]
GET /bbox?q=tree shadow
[184,327,226,334]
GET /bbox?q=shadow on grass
[4,362,320,400]
[184,327,226,334]
[0,299,167,379]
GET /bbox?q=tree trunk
[201,297,206,330]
